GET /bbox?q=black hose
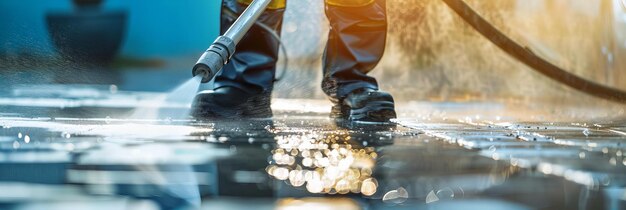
[442,0,626,103]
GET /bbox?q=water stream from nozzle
[129,75,203,120]
[110,76,204,208]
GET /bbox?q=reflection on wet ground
[0,85,625,210]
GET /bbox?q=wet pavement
[0,85,625,210]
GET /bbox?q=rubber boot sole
[191,91,272,120]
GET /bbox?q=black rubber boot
[191,1,284,120]
[191,87,272,119]
[330,88,397,123]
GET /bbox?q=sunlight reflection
[267,131,379,195]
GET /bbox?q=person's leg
[192,0,286,119]
[323,0,396,122]
[322,0,387,98]
[214,0,286,94]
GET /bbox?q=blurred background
[0,0,220,91]
[1,0,625,105]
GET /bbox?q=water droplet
[492,153,500,160]
[205,135,216,142]
[24,135,30,143]
[218,136,229,142]
[383,187,408,204]
[109,85,118,94]
[284,22,298,33]
[12,141,20,149]
[17,132,22,139]
[426,190,439,203]
[582,129,591,137]
[436,187,455,199]
[61,132,71,139]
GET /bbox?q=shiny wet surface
[0,86,625,210]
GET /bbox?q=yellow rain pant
[237,0,375,9]
[324,0,374,7]
[237,0,286,9]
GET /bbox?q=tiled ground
[0,85,624,210]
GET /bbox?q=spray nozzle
[192,64,214,83]
[192,36,236,83]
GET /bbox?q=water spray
[139,0,273,120]
[192,0,272,83]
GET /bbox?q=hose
[441,0,626,103]
[222,8,289,82]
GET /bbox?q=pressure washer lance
[192,0,272,83]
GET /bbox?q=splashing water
[130,76,203,120]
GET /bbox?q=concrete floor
[0,85,624,210]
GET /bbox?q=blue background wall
[0,0,221,59]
